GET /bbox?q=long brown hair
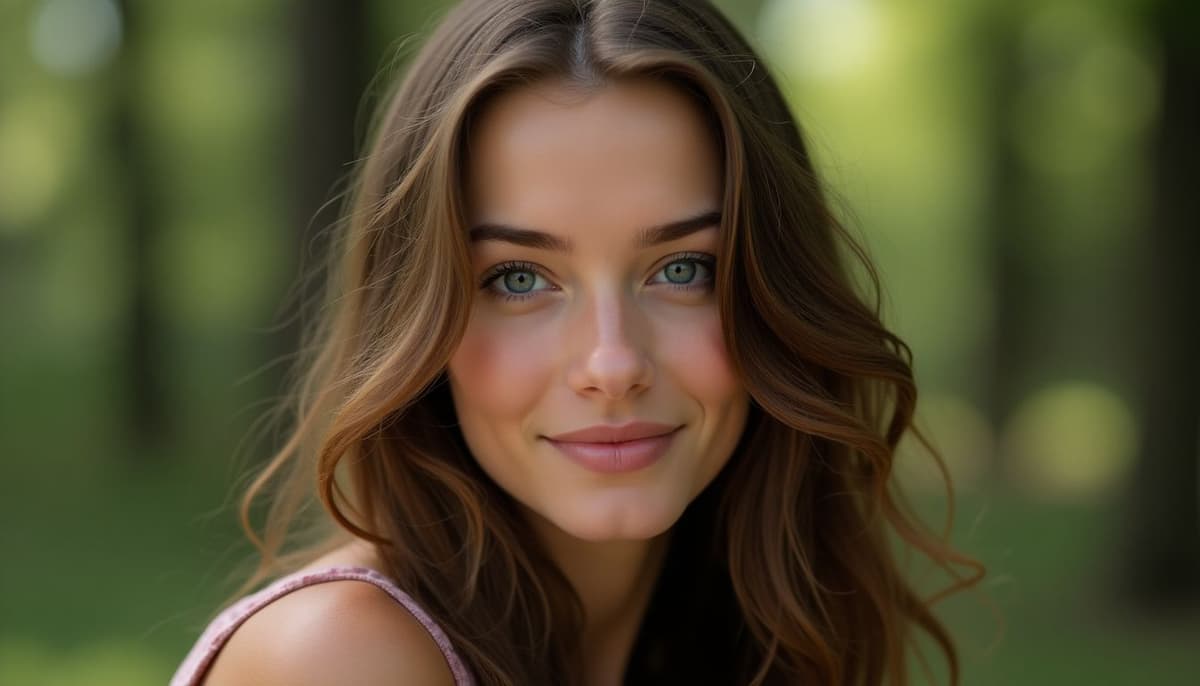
[234,1,985,683]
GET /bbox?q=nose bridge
[569,281,652,397]
[590,283,634,344]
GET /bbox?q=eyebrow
[467,210,722,252]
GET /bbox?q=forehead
[463,76,722,236]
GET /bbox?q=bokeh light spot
[29,0,123,77]
[1002,381,1138,502]
[0,95,74,231]
[759,0,883,79]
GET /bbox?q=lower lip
[546,428,680,474]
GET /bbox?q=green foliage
[1,0,1195,683]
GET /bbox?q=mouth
[543,425,682,474]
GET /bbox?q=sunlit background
[2,0,1197,683]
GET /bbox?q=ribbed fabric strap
[169,566,474,686]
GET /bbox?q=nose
[566,289,654,400]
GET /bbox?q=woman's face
[448,76,749,542]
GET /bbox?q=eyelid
[478,260,544,289]
[650,251,715,272]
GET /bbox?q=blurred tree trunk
[271,0,370,388]
[978,8,1031,435]
[293,0,370,245]
[114,0,166,451]
[1119,0,1200,610]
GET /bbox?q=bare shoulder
[201,577,457,686]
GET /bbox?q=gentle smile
[543,423,682,474]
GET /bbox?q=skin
[203,541,457,686]
[447,76,750,684]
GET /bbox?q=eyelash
[478,252,717,303]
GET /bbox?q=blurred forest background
[1,0,1197,683]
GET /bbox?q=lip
[543,422,682,474]
[546,421,679,443]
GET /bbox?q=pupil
[666,261,695,284]
[505,271,535,293]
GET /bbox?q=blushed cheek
[449,314,553,422]
[662,309,742,405]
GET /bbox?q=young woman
[172,1,983,684]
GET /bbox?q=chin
[549,495,684,542]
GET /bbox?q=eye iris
[665,260,696,284]
[504,271,536,293]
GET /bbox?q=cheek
[657,307,742,404]
[448,312,552,423]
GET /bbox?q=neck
[527,515,671,686]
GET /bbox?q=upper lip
[546,421,680,443]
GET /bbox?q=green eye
[651,253,715,289]
[503,270,537,293]
[663,260,697,284]
[480,261,553,302]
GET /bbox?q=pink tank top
[169,565,475,686]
